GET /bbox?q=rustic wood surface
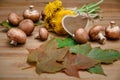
[0,0,120,80]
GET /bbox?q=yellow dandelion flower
[44,0,63,32]
[43,0,62,17]
[53,0,62,8]
[43,0,75,35]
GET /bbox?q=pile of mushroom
[7,5,49,46]
[72,21,120,44]
[89,21,120,44]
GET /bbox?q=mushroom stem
[29,5,34,11]
[97,32,106,44]
[35,33,40,39]
[110,21,116,28]
[10,40,17,46]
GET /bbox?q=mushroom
[7,28,27,46]
[8,12,22,26]
[23,5,41,22]
[19,19,35,36]
[73,28,88,44]
[89,25,106,44]
[105,21,120,40]
[35,27,49,41]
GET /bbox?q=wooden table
[0,0,120,80]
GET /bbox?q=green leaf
[88,47,120,63]
[70,43,120,64]
[70,44,92,55]
[56,37,77,48]
[0,20,16,29]
[88,64,105,75]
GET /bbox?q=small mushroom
[73,28,88,44]
[105,21,120,40]
[89,25,106,44]
[23,5,41,22]
[19,19,35,36]
[35,27,49,41]
[8,12,22,26]
[7,28,27,46]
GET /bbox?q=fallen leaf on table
[88,47,120,63]
[68,42,120,74]
[88,64,106,75]
[56,37,77,48]
[27,37,120,77]
[70,44,120,63]
[70,44,92,55]
[63,51,97,78]
[27,38,69,74]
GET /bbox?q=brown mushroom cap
[7,28,27,44]
[89,25,105,41]
[8,12,22,25]
[105,21,120,40]
[38,27,49,41]
[23,5,40,22]
[74,28,88,44]
[19,19,35,36]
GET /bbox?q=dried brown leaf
[27,38,69,74]
[63,51,97,77]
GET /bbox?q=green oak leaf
[56,37,77,48]
[88,64,106,75]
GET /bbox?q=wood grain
[0,0,120,80]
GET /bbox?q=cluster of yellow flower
[43,0,75,35]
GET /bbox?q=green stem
[87,0,103,10]
[75,0,104,14]
[88,7,100,14]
